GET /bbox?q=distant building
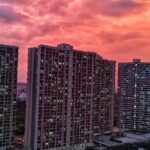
[0,45,18,149]
[118,59,150,131]
[17,83,27,101]
[93,58,115,136]
[25,43,115,150]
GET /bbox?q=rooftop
[0,44,19,48]
[86,131,150,150]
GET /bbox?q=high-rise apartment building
[0,45,18,150]
[25,43,115,150]
[118,59,150,131]
[93,58,115,137]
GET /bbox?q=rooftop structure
[85,130,150,150]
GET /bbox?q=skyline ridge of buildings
[118,59,150,131]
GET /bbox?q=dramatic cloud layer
[0,0,150,82]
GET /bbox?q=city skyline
[0,0,150,82]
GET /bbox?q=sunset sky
[0,0,150,82]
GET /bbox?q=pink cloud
[0,5,29,23]
[0,0,150,82]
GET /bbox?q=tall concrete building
[25,43,115,150]
[93,58,115,137]
[118,59,150,131]
[0,45,18,149]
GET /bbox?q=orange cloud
[0,0,150,82]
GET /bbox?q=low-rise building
[85,130,150,150]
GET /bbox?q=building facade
[0,45,18,150]
[118,59,150,131]
[93,58,115,138]
[25,44,115,150]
